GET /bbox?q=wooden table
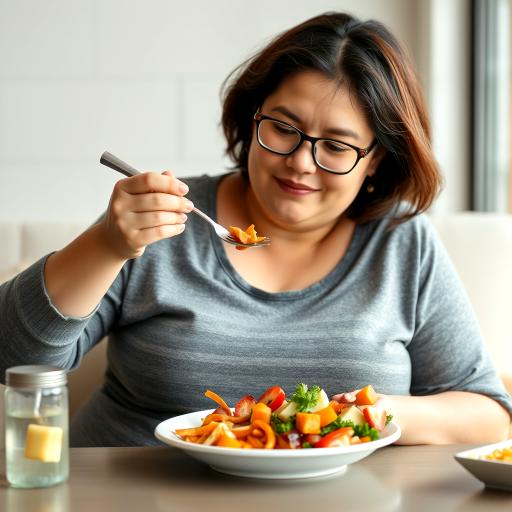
[1,445,512,511]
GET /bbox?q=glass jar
[4,365,69,488]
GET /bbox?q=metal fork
[99,151,270,248]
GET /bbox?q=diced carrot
[315,405,338,427]
[355,385,378,406]
[251,402,272,424]
[359,436,372,443]
[295,412,321,434]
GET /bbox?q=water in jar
[5,394,69,488]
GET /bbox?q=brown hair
[221,12,442,224]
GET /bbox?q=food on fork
[229,224,266,250]
[173,383,393,449]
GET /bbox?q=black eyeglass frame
[253,112,377,175]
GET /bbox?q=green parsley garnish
[271,414,294,434]
[290,383,321,412]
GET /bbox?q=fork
[99,151,270,248]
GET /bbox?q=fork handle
[100,151,140,177]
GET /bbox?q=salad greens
[271,414,294,434]
[321,417,380,441]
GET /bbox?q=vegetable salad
[174,383,393,449]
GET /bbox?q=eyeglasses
[253,112,377,175]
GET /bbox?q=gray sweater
[1,173,511,446]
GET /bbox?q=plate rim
[454,439,512,463]
[154,408,401,457]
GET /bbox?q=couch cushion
[430,212,512,377]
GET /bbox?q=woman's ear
[366,146,385,177]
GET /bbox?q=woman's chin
[269,206,313,228]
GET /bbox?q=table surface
[1,445,512,512]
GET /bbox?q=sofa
[1,213,511,438]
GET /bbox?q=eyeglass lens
[258,118,358,174]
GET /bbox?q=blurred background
[0,0,510,224]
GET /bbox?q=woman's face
[247,70,379,232]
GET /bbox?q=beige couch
[1,213,511,440]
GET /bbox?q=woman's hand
[100,170,194,260]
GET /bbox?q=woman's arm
[385,391,510,444]
[44,171,193,317]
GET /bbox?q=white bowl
[154,409,401,479]
[454,440,512,491]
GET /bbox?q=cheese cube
[24,424,63,463]
[309,389,330,412]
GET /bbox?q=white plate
[154,409,401,479]
[455,440,512,491]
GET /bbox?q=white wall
[0,0,465,223]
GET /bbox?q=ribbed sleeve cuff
[14,255,99,346]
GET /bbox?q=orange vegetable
[229,226,251,244]
[247,435,265,448]
[295,412,321,434]
[329,400,346,414]
[204,389,232,416]
[174,422,218,438]
[217,433,243,448]
[202,423,229,445]
[315,405,338,427]
[251,420,276,449]
[251,402,272,424]
[203,413,249,425]
[229,224,266,251]
[231,425,252,439]
[355,385,378,406]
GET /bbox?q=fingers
[137,224,187,247]
[128,192,194,214]
[102,169,194,260]
[117,170,189,196]
[130,211,188,230]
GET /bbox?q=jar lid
[5,365,67,388]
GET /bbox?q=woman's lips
[275,177,320,196]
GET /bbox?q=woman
[1,12,510,446]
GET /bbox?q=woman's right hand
[99,170,194,260]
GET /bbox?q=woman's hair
[221,12,443,224]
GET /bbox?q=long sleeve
[0,254,125,381]
[406,217,512,414]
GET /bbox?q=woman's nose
[285,141,317,174]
